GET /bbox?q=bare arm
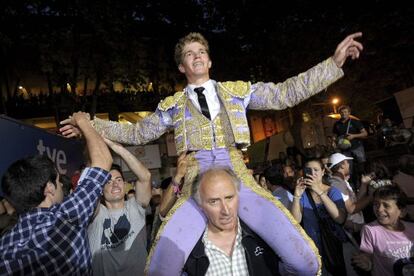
[347,128,368,140]
[57,112,112,226]
[319,193,346,224]
[290,178,305,223]
[346,193,372,215]
[104,138,152,208]
[68,112,112,170]
[159,152,187,217]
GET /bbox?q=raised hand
[174,152,188,184]
[294,177,307,197]
[59,112,90,138]
[333,32,363,68]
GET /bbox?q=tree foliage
[0,0,412,121]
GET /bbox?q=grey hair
[191,167,241,205]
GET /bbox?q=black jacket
[182,220,280,276]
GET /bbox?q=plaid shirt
[202,220,249,276]
[0,167,110,276]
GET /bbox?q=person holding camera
[291,158,347,275]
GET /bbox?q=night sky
[1,0,413,120]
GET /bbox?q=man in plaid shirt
[183,168,280,276]
[0,112,112,275]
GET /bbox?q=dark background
[0,0,413,121]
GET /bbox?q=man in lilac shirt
[0,112,112,275]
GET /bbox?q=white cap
[328,153,353,169]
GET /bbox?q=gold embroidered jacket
[93,57,343,154]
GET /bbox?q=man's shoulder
[328,176,350,193]
[158,91,185,111]
[126,199,146,217]
[217,81,251,98]
[328,175,346,186]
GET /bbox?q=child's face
[373,197,403,230]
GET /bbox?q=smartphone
[303,167,312,179]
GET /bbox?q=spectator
[87,138,152,276]
[0,112,112,275]
[352,185,414,276]
[265,166,293,209]
[333,105,368,187]
[291,158,347,275]
[282,164,295,179]
[328,153,371,233]
[183,167,280,275]
[328,153,372,275]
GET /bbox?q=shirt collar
[202,218,242,250]
[187,79,215,96]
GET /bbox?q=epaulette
[158,91,185,111]
[218,81,251,98]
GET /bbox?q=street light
[332,98,339,113]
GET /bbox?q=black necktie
[194,87,211,120]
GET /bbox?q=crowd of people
[1,31,413,276]
[254,147,414,275]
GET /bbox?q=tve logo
[37,139,67,174]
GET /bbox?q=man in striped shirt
[0,112,112,275]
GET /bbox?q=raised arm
[291,177,306,223]
[103,138,152,208]
[247,32,363,110]
[58,112,112,226]
[60,110,171,146]
[68,112,112,170]
[159,152,188,217]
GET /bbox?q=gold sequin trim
[219,81,251,98]
[158,91,185,111]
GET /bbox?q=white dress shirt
[160,79,251,125]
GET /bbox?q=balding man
[183,167,280,276]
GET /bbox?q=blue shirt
[300,187,347,252]
[0,167,110,275]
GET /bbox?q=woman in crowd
[291,158,347,275]
[352,185,414,276]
